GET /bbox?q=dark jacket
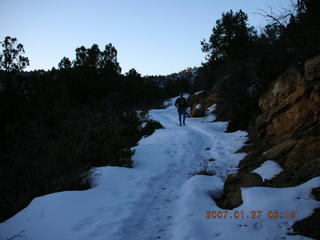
[175,97,188,111]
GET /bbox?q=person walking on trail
[175,93,188,126]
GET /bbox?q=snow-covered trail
[97,105,247,240]
[1,98,319,240]
[0,99,246,240]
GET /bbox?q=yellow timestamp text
[205,210,296,220]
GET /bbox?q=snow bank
[173,176,320,240]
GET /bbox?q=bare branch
[253,3,297,28]
[5,230,27,240]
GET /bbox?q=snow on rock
[204,104,217,122]
[252,160,284,181]
[207,104,217,113]
[194,90,205,95]
[195,104,202,110]
[182,93,190,99]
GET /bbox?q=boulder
[191,107,205,117]
[188,86,221,117]
[312,188,320,201]
[263,139,296,160]
[241,172,264,187]
[215,173,263,209]
[293,208,320,240]
[305,55,320,82]
[285,136,320,169]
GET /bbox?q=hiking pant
[178,108,187,125]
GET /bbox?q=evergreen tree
[0,36,29,72]
[201,10,256,62]
[58,57,72,70]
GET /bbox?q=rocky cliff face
[240,55,320,239]
[189,55,320,239]
[189,55,320,186]
[247,55,320,186]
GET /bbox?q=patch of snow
[204,105,217,121]
[195,104,202,110]
[141,122,147,128]
[163,97,177,107]
[204,114,217,122]
[194,90,205,95]
[252,160,284,181]
[207,104,217,113]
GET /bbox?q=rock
[256,112,269,129]
[266,99,318,137]
[312,188,320,201]
[263,139,296,160]
[285,136,320,170]
[221,189,243,210]
[217,55,320,238]
[224,173,238,185]
[187,91,207,107]
[305,54,320,82]
[191,106,205,117]
[206,85,221,104]
[311,83,320,106]
[188,86,221,118]
[215,174,243,209]
[259,67,304,112]
[241,172,264,187]
[292,208,320,240]
[215,173,263,209]
[256,66,312,138]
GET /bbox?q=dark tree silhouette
[125,68,141,78]
[201,10,256,62]
[0,36,29,72]
[58,57,72,70]
[73,43,121,74]
[100,43,121,73]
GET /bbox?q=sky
[1,0,292,76]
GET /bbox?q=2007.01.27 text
[205,210,296,220]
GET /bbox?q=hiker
[174,92,188,126]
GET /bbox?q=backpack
[177,97,187,108]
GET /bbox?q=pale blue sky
[1,0,292,75]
